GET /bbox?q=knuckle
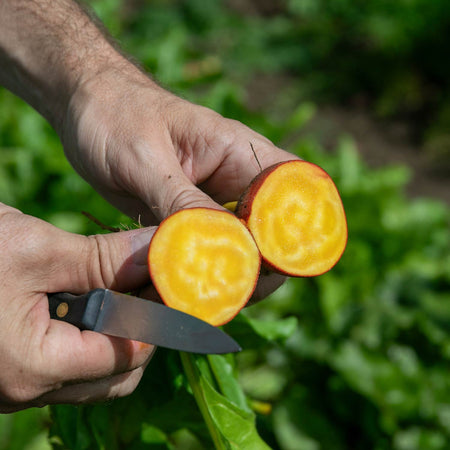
[86,234,115,288]
[164,187,210,217]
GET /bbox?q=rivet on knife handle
[48,289,106,330]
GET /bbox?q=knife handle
[48,289,106,330]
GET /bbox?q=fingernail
[131,227,156,266]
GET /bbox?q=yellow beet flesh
[148,208,261,326]
[239,161,347,277]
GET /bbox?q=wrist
[0,1,133,132]
[60,53,168,180]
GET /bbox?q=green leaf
[141,424,168,446]
[224,314,298,349]
[181,353,270,449]
[246,316,298,342]
[198,369,271,450]
[273,385,346,450]
[0,408,51,450]
[207,355,251,412]
[49,406,93,450]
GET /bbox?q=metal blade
[94,290,241,354]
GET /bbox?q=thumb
[158,171,222,218]
[24,217,157,294]
[126,149,221,221]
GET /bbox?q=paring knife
[48,289,241,354]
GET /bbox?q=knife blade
[48,289,241,354]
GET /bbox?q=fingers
[37,223,158,386]
[162,103,298,206]
[136,127,293,221]
[39,364,148,406]
[37,221,155,294]
[42,319,155,382]
[0,205,156,294]
[124,146,225,222]
[199,120,299,204]
[0,296,155,412]
[0,206,158,411]
[153,170,223,219]
[0,292,155,410]
[2,356,153,413]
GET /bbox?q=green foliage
[1,1,449,449]
[0,408,51,450]
[239,137,450,449]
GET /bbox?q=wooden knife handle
[48,289,106,330]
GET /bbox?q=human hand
[1,0,295,227]
[1,0,294,304]
[0,203,156,413]
[62,65,297,224]
[61,65,297,299]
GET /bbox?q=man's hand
[0,204,156,413]
[0,0,293,412]
[1,0,296,225]
[62,66,290,298]
[62,65,296,224]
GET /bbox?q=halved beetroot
[236,160,347,277]
[148,208,261,326]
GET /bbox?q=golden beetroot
[236,160,347,277]
[148,208,260,326]
[147,160,347,327]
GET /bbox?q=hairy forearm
[0,0,132,131]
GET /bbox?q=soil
[245,74,450,206]
[302,105,450,205]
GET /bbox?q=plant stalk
[180,352,226,450]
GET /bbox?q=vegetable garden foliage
[0,1,449,449]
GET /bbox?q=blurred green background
[1,1,449,449]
